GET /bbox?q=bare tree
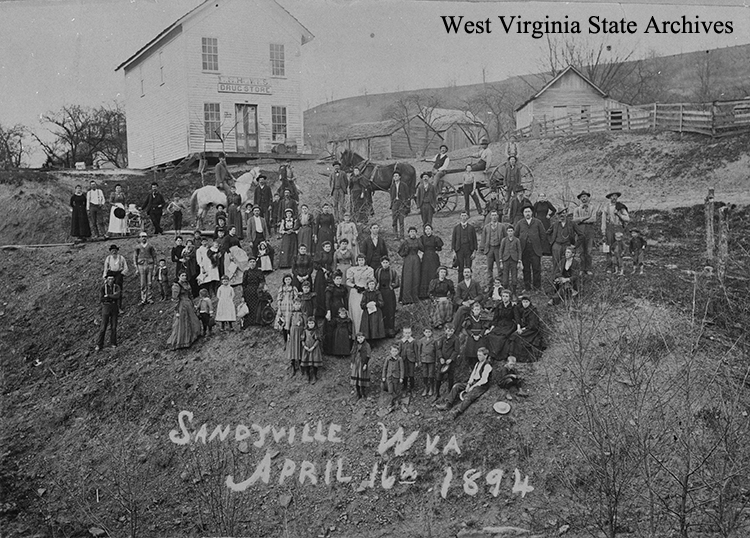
[462,84,520,142]
[0,122,32,167]
[382,92,443,157]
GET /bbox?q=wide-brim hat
[113,207,126,219]
[518,295,531,302]
[139,231,148,237]
[109,244,119,251]
[284,208,294,215]
[257,174,267,181]
[521,203,534,211]
[479,138,489,146]
[577,190,591,200]
[493,401,511,415]
[605,191,622,199]
[514,186,527,193]
[420,171,432,179]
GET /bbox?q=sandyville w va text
[441,15,734,38]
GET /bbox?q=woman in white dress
[108,184,129,235]
[346,253,374,334]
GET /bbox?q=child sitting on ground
[195,288,213,336]
[417,327,438,397]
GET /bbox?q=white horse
[190,167,261,229]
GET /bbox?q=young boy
[417,327,438,397]
[196,288,214,336]
[381,344,405,411]
[499,225,521,296]
[629,228,646,275]
[612,230,625,276]
[435,326,461,401]
[495,355,523,393]
[399,327,418,393]
[156,259,170,301]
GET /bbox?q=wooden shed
[425,108,484,151]
[327,117,443,160]
[515,65,626,130]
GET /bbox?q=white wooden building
[515,65,626,130]
[115,0,313,169]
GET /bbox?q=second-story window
[202,37,219,71]
[270,43,285,77]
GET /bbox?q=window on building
[204,103,221,141]
[202,37,219,71]
[271,106,287,141]
[159,51,164,85]
[270,44,285,77]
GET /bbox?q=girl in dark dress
[313,241,334,318]
[278,209,298,269]
[324,271,349,354]
[241,258,266,327]
[486,288,520,360]
[330,307,354,357]
[374,257,400,338]
[298,280,316,320]
[350,333,371,398]
[462,302,488,369]
[418,225,443,299]
[314,204,336,255]
[292,244,314,291]
[226,187,244,239]
[511,296,544,362]
[360,279,385,341]
[398,227,421,304]
[70,185,91,239]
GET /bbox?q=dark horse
[339,149,417,197]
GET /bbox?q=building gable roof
[423,108,483,131]
[329,117,443,143]
[115,0,314,72]
[514,65,608,112]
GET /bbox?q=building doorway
[235,104,258,153]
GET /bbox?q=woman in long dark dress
[398,227,421,304]
[298,204,315,254]
[462,302,488,369]
[330,307,354,357]
[511,295,544,362]
[314,204,336,255]
[226,186,244,240]
[167,272,202,350]
[324,271,349,353]
[313,241,334,318]
[70,185,91,239]
[374,257,400,338]
[278,208,298,269]
[242,258,266,327]
[360,279,385,341]
[418,224,443,299]
[486,288,520,360]
[182,240,200,297]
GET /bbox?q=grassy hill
[304,42,750,153]
[1,130,749,538]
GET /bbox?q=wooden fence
[515,98,750,139]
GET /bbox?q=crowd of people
[91,143,646,418]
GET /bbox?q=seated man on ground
[436,346,493,419]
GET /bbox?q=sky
[0,0,748,165]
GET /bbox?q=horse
[339,149,417,197]
[189,167,261,229]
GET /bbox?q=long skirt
[167,297,202,350]
[301,342,323,368]
[380,288,397,337]
[350,356,370,388]
[243,289,260,326]
[71,207,91,238]
[287,326,304,362]
[419,251,441,298]
[462,334,487,362]
[360,309,385,340]
[328,320,353,356]
[399,254,421,304]
[298,225,314,253]
[278,234,297,268]
[227,206,244,239]
[486,327,515,360]
[432,297,453,327]
[348,288,364,334]
[108,204,129,235]
[510,329,543,362]
[314,271,329,318]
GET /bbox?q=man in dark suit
[452,267,484,331]
[389,171,410,239]
[141,182,166,234]
[253,175,273,222]
[515,205,546,291]
[361,223,389,270]
[507,186,531,225]
[451,211,477,276]
[329,161,349,221]
[96,272,121,351]
[415,172,438,227]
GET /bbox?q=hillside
[1,130,749,538]
[304,42,750,151]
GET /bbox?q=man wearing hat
[329,161,349,221]
[602,191,630,273]
[86,180,107,238]
[415,171,438,227]
[547,209,575,277]
[389,171,410,240]
[134,231,157,305]
[349,166,371,224]
[247,205,269,252]
[253,175,273,223]
[214,153,233,192]
[96,272,121,351]
[502,156,522,204]
[426,144,451,186]
[515,205,546,292]
[572,190,597,275]
[507,186,531,224]
[102,244,129,313]
[141,182,166,235]
[470,137,492,172]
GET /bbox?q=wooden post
[705,188,715,261]
[652,103,657,129]
[678,104,683,133]
[717,204,729,281]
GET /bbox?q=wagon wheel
[489,161,535,196]
[436,183,458,214]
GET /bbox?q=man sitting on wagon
[470,138,492,172]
